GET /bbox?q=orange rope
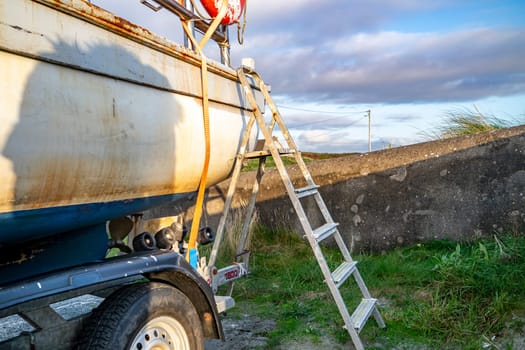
[181,0,229,262]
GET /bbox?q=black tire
[78,282,204,350]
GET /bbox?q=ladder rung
[350,298,377,332]
[244,148,294,159]
[332,261,357,288]
[312,223,339,242]
[295,185,320,199]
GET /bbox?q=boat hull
[0,0,259,245]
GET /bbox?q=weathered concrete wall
[149,125,525,253]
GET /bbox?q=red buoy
[200,0,245,25]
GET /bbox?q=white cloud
[333,31,427,56]
[250,26,525,104]
[299,129,333,144]
[246,0,318,20]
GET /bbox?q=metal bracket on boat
[149,0,228,44]
[140,0,162,12]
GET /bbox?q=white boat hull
[0,0,260,243]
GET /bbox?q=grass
[424,107,523,140]
[243,155,303,172]
[216,227,525,349]
[242,152,353,172]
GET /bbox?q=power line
[297,114,367,127]
[289,109,373,152]
[277,104,369,115]
[275,105,373,151]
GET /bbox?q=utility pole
[367,109,371,152]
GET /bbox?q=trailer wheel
[79,282,204,350]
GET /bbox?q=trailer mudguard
[0,250,223,340]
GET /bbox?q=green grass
[424,107,523,140]
[242,152,352,172]
[219,227,525,349]
[243,155,303,172]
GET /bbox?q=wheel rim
[129,316,190,350]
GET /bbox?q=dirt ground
[205,309,525,350]
[204,311,353,350]
[204,312,276,350]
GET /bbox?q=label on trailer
[215,264,246,287]
[224,269,239,280]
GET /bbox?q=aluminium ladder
[207,66,385,349]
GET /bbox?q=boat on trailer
[0,0,260,283]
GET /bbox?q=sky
[91,0,525,153]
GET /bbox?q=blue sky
[91,0,525,153]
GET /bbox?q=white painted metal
[212,264,248,291]
[129,316,190,350]
[214,296,235,314]
[0,0,261,217]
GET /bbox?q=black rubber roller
[132,232,157,251]
[155,227,176,250]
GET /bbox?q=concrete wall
[148,125,525,253]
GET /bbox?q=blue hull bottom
[0,224,109,285]
[0,193,188,246]
[0,193,189,285]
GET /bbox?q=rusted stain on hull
[34,0,238,81]
[0,63,245,211]
[2,0,262,110]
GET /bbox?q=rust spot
[35,0,237,80]
[203,311,213,323]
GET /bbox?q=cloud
[297,129,366,153]
[384,114,421,123]
[230,0,525,106]
[295,127,424,153]
[245,0,443,38]
[295,128,421,153]
[235,27,525,104]
[92,1,525,107]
